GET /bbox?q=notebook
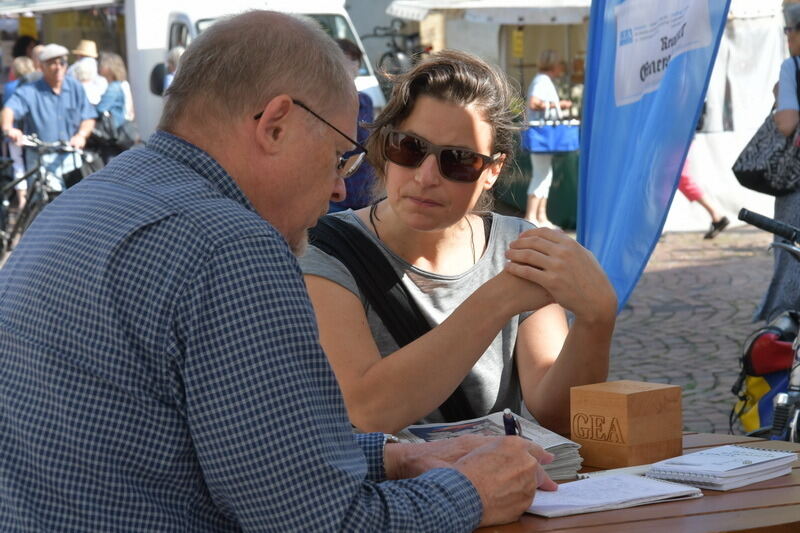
[526,474,702,517]
[645,445,798,491]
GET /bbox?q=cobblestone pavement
[608,226,774,434]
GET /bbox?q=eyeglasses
[383,130,501,183]
[253,99,367,179]
[784,25,800,35]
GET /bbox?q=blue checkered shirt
[0,131,481,531]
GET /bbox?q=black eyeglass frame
[253,99,367,177]
[382,129,503,183]
[784,24,800,35]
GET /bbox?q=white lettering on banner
[614,0,712,106]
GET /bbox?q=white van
[125,0,384,138]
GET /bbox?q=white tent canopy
[387,0,590,25]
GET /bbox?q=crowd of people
[0,37,181,201]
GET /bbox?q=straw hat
[72,39,98,59]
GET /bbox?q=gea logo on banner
[614,0,712,106]
[571,413,625,443]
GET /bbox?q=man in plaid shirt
[0,11,555,531]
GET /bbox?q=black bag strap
[308,214,477,422]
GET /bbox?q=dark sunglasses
[383,130,501,183]
[254,99,367,178]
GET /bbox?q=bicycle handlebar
[19,134,80,154]
[738,208,800,243]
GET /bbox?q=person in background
[72,59,105,105]
[95,52,133,162]
[524,49,572,228]
[28,44,44,78]
[0,12,556,531]
[2,56,35,209]
[300,49,616,435]
[328,38,376,212]
[163,45,185,91]
[676,162,728,239]
[3,57,34,105]
[9,37,41,85]
[67,39,108,100]
[757,4,800,322]
[10,36,37,64]
[1,44,96,203]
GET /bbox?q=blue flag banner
[578,0,731,310]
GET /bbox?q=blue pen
[502,408,522,437]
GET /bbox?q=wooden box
[570,380,682,469]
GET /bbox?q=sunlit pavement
[609,226,774,434]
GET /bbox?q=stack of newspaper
[397,411,582,480]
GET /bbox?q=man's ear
[482,154,506,190]
[253,95,294,155]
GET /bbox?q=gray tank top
[299,210,534,424]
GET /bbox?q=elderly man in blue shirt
[0,11,556,532]
[1,43,95,205]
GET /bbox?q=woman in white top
[525,50,572,227]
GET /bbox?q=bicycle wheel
[7,193,44,253]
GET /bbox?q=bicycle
[0,134,83,261]
[736,207,800,443]
[360,18,431,98]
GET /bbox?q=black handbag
[732,57,800,196]
[308,215,478,423]
[89,111,140,152]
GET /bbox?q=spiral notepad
[645,445,797,491]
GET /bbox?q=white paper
[527,474,701,518]
[614,0,712,106]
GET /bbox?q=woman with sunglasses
[300,50,616,435]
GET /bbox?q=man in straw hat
[0,11,555,531]
[1,43,96,199]
[68,39,107,99]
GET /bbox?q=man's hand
[383,435,557,527]
[5,127,24,146]
[69,133,87,150]
[453,437,557,527]
[386,435,516,479]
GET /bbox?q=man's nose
[330,176,347,203]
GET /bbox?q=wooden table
[478,432,800,533]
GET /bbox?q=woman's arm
[774,58,800,136]
[304,271,552,434]
[505,228,616,435]
[774,109,799,137]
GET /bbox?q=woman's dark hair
[366,49,520,209]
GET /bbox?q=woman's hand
[504,228,617,326]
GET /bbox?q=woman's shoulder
[489,212,534,230]
[485,213,534,244]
